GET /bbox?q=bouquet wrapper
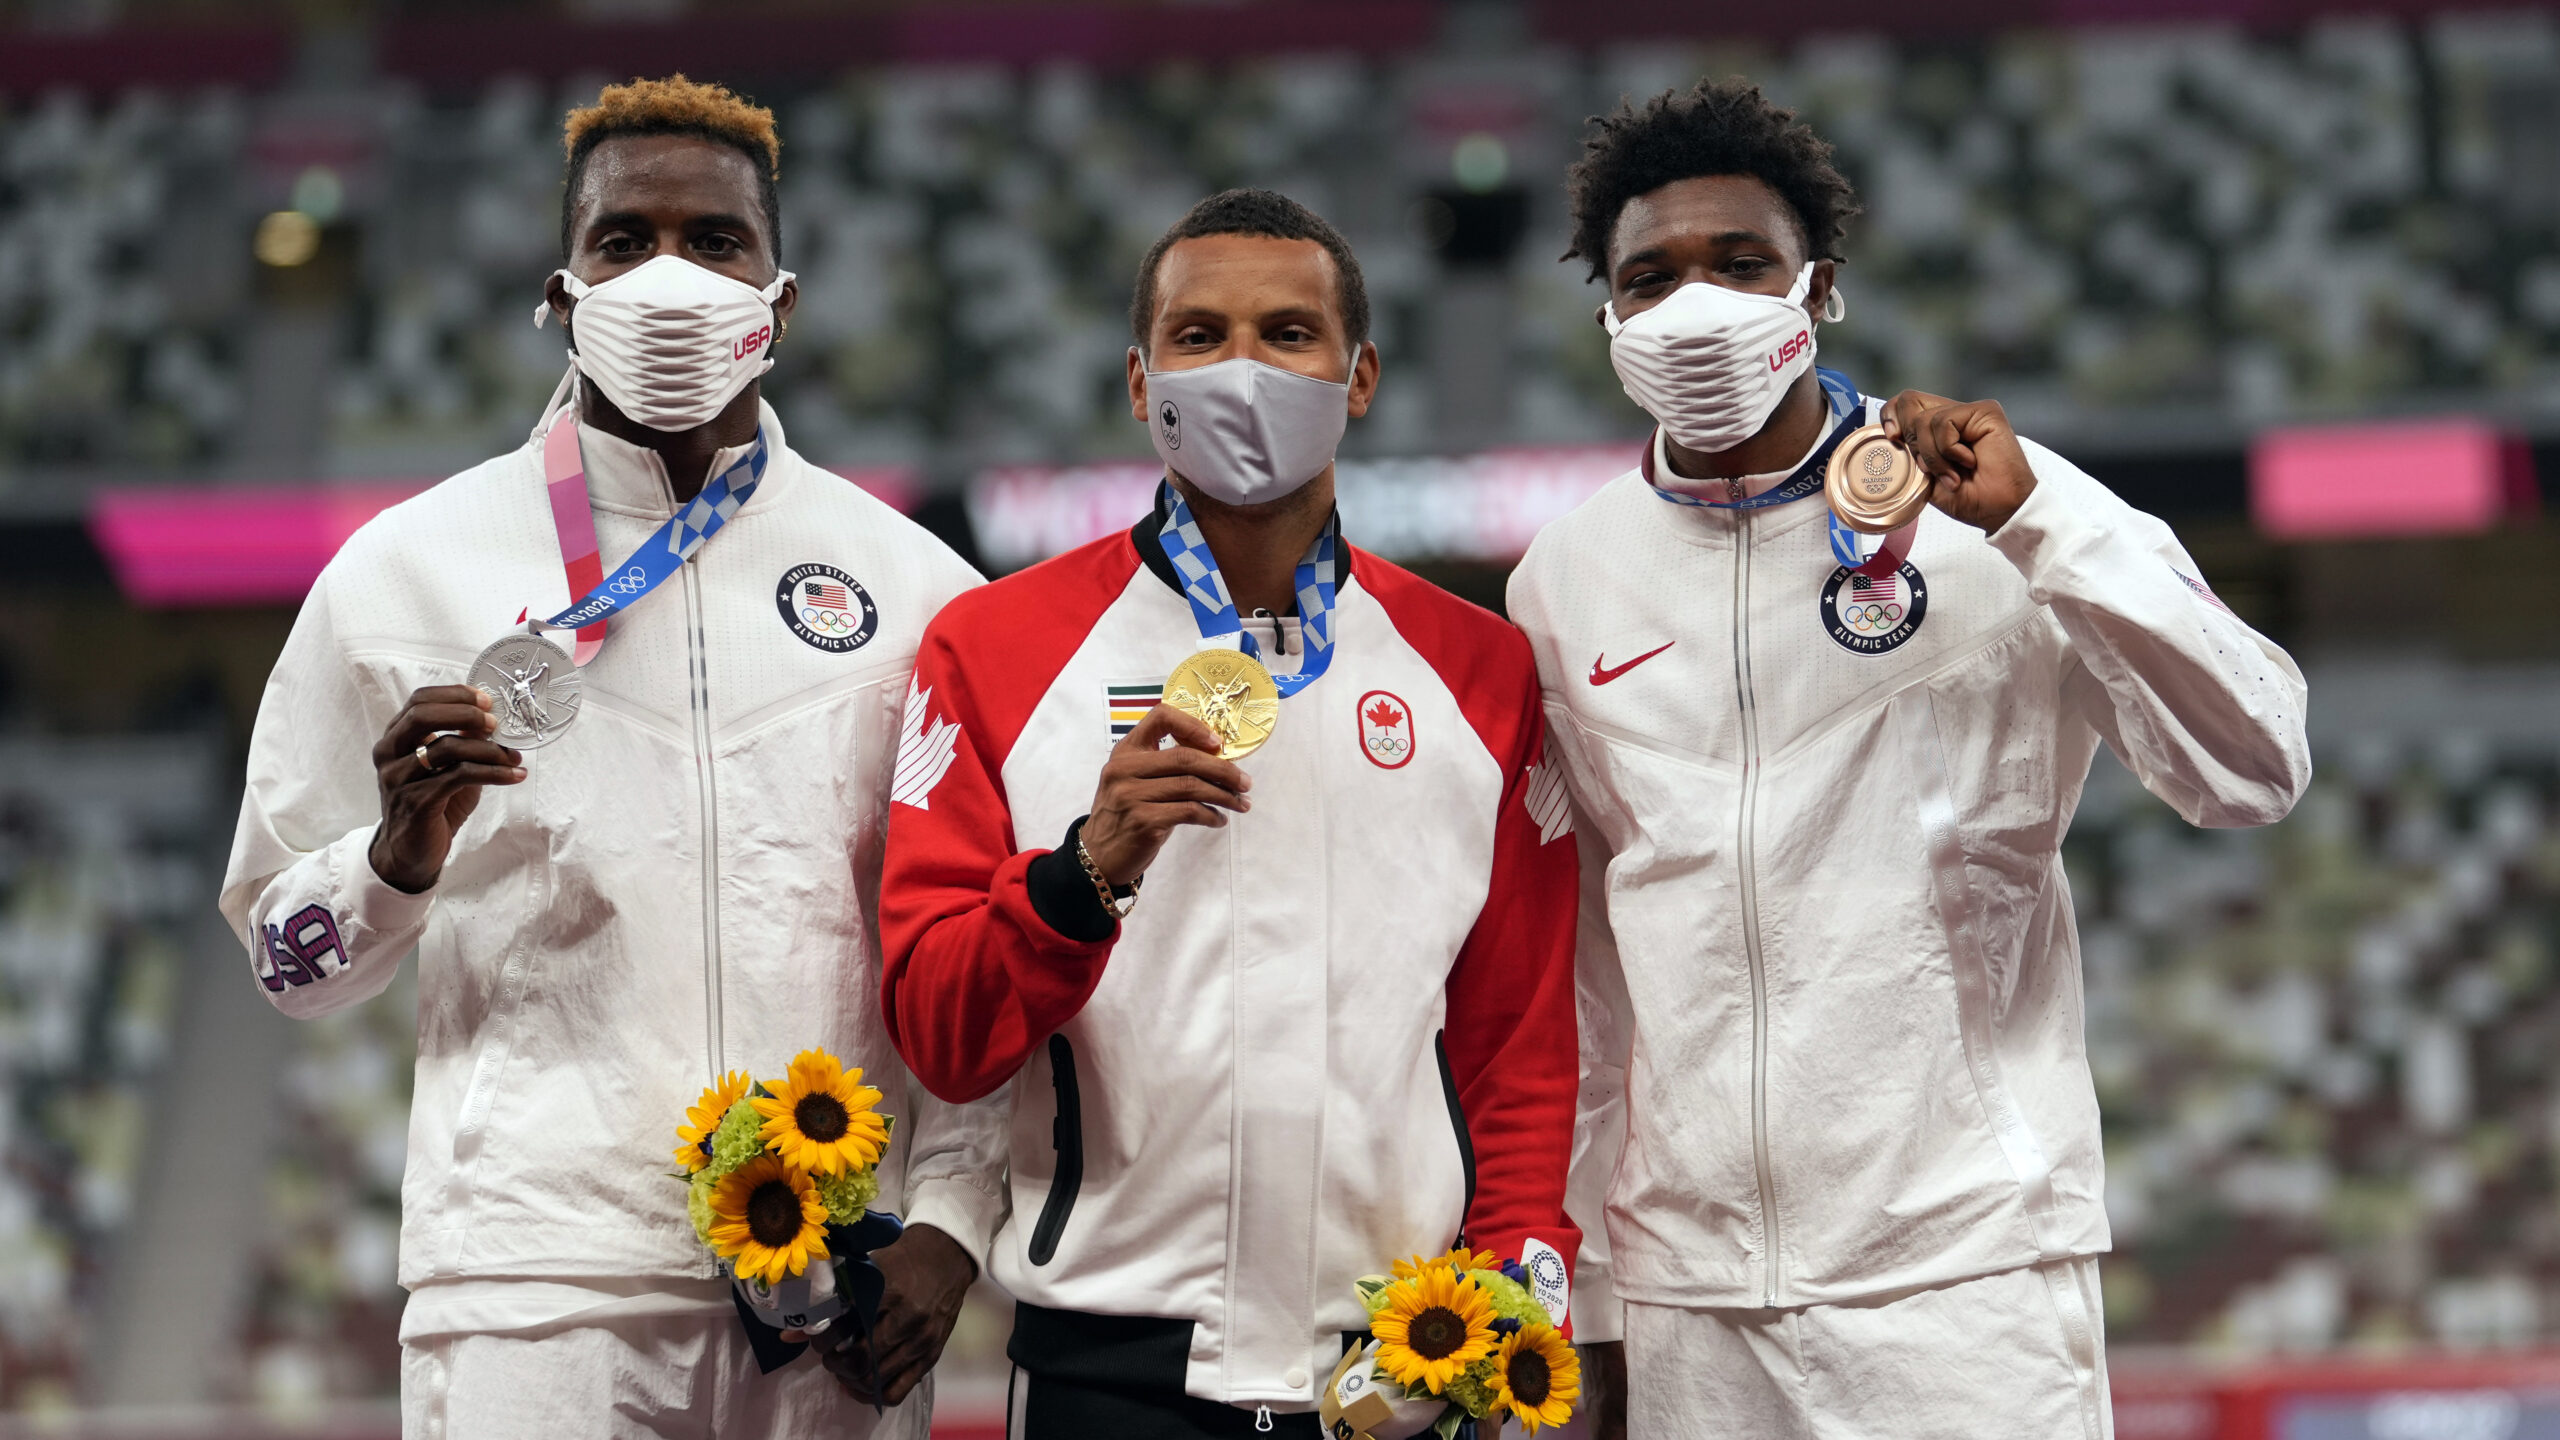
[725,1209,904,1384]
[1319,1341,1452,1440]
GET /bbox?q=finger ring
[415,742,438,772]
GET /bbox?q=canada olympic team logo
[776,562,878,654]
[1819,561,1928,655]
[1357,689,1414,769]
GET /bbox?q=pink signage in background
[90,467,922,609]
[90,483,431,608]
[2249,418,2532,540]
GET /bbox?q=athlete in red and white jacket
[879,192,1579,1435]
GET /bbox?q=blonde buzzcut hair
[560,74,783,262]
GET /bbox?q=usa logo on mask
[1158,400,1181,450]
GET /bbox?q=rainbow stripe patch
[1106,680,1163,741]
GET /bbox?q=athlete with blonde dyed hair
[223,76,995,1438]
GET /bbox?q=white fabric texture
[221,402,1006,1311]
[1622,1258,2111,1440]
[1508,433,2310,1313]
[400,1311,930,1440]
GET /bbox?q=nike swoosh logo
[1589,642,1675,685]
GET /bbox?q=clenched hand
[1880,391,2038,534]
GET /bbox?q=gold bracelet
[1076,834,1139,918]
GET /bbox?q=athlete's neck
[580,382,763,504]
[1661,370,1827,482]
[1171,470,1334,618]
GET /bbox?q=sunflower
[1371,1265,1498,1394]
[1490,1321,1580,1431]
[1392,1246,1498,1282]
[706,1155,831,1285]
[674,1069,754,1172]
[752,1049,890,1177]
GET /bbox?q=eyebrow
[581,209,761,237]
[1615,229,1785,268]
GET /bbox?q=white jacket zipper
[683,554,726,1078]
[1731,508,1781,1308]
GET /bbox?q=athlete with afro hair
[1513,77,2308,1439]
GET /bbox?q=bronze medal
[1164,648,1280,760]
[1824,425,1930,534]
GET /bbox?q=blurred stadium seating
[5,13,2560,481]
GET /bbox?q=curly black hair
[1130,188,1370,353]
[1563,79,1861,282]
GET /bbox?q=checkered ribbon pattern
[1158,483,1340,699]
[531,427,769,647]
[1648,367,1862,511]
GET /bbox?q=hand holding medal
[1080,704,1253,889]
[1874,389,2039,533]
[366,684,526,894]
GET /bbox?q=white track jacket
[1507,417,2309,1333]
[219,403,1005,1295]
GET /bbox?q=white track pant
[1624,1258,2111,1440]
[400,1313,932,1440]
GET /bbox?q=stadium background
[4,0,2560,1434]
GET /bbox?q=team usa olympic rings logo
[1819,560,1928,655]
[774,562,878,654]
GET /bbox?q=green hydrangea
[1465,1268,1550,1328]
[705,1096,766,1183]
[687,1169,718,1246]
[814,1165,880,1224]
[1353,1274,1395,1317]
[1443,1356,1502,1420]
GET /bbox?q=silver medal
[469,631,581,749]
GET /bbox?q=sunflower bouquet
[1320,1247,1581,1438]
[674,1049,900,1349]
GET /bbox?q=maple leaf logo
[1364,698,1404,731]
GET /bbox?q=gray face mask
[1139,352,1352,507]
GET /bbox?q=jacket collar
[1126,477,1355,610]
[570,396,791,519]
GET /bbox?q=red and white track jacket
[879,494,1579,1412]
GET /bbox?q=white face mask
[1604,264,1821,455]
[1140,352,1352,507]
[540,254,793,432]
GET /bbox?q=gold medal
[1164,647,1281,760]
[1824,425,1931,533]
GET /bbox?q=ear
[1806,260,1839,324]
[1126,346,1150,424]
[771,275,800,338]
[1345,341,1379,420]
[1592,301,1612,329]
[545,270,576,332]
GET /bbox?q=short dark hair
[561,75,784,265]
[1563,79,1861,283]
[1130,188,1371,353]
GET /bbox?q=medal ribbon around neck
[529,400,769,662]
[1646,367,1864,512]
[1157,483,1340,698]
[1639,367,1918,579]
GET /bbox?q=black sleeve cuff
[1026,816,1120,944]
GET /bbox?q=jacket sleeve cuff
[900,1173,1009,1277]
[1568,1259,1622,1344]
[1023,816,1119,944]
[348,824,437,933]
